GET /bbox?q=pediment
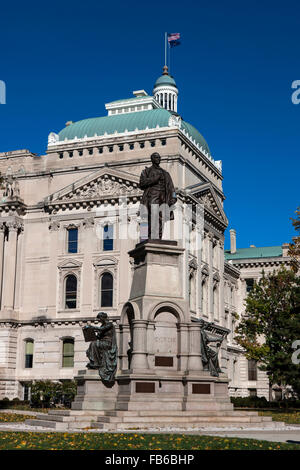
[58,259,82,269]
[188,182,228,226]
[44,168,141,209]
[93,256,118,267]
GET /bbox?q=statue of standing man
[139,152,177,239]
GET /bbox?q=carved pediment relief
[44,168,142,212]
[188,182,228,226]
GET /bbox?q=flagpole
[164,32,167,67]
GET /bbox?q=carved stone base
[71,369,117,411]
[115,371,233,412]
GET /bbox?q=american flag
[168,33,180,44]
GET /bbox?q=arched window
[65,274,77,309]
[100,272,113,307]
[62,338,74,368]
[25,339,34,368]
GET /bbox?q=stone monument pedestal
[71,369,118,411]
[116,239,232,413]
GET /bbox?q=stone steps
[96,415,273,424]
[25,409,284,432]
[105,410,259,417]
[91,419,285,431]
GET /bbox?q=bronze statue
[139,152,177,239]
[198,319,222,377]
[83,312,118,383]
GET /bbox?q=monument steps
[25,408,284,432]
[91,417,285,431]
[95,414,273,424]
[104,410,259,417]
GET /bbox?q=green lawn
[0,432,298,450]
[259,410,300,425]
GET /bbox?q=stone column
[130,320,149,371]
[0,223,5,309]
[218,240,225,326]
[48,219,60,315]
[178,322,189,371]
[2,222,19,311]
[187,323,203,372]
[119,323,131,371]
[146,320,155,370]
[13,224,24,311]
[207,233,214,322]
[196,226,203,316]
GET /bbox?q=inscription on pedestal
[136,382,155,393]
[192,384,211,394]
[155,356,173,367]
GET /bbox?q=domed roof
[58,109,171,141]
[154,74,177,88]
[58,108,211,156]
[153,65,177,89]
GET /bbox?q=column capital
[82,217,94,229]
[49,219,60,231]
[6,221,23,232]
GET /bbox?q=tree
[289,207,300,273]
[235,268,300,398]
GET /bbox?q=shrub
[231,396,300,409]
[30,380,77,408]
[0,400,29,409]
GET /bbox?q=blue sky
[0,0,299,250]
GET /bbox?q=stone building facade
[0,67,290,400]
[225,233,291,399]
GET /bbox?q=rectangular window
[62,339,74,368]
[23,384,31,401]
[246,278,254,293]
[249,388,257,397]
[248,359,257,381]
[25,341,33,369]
[67,228,78,253]
[103,225,114,251]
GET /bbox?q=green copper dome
[58,108,211,156]
[154,74,177,88]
